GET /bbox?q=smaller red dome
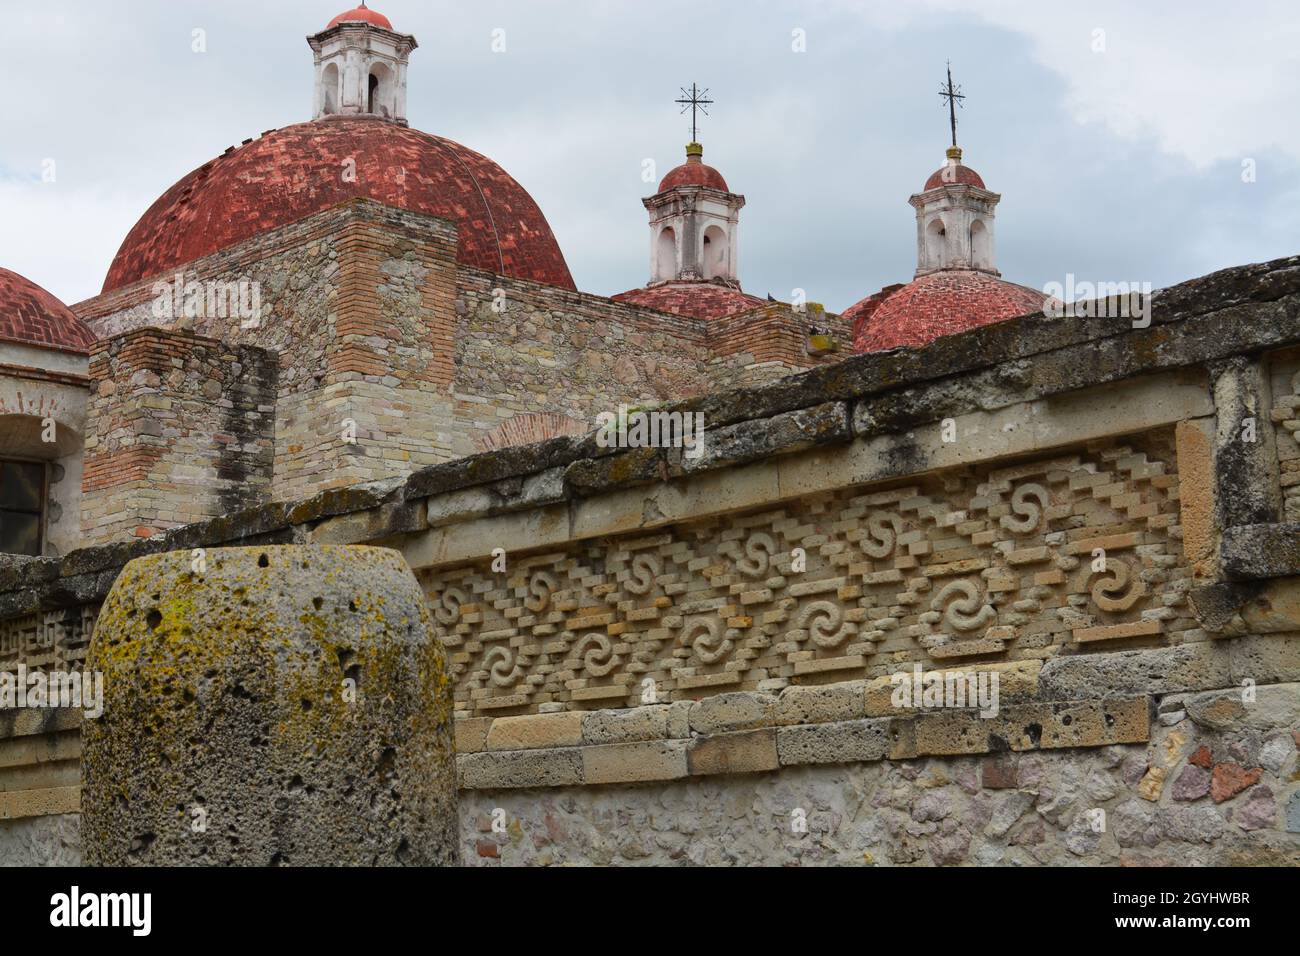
[923,162,986,191]
[849,270,1046,353]
[327,4,394,30]
[613,282,764,320]
[0,268,95,352]
[658,145,729,193]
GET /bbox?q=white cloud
[832,0,1300,167]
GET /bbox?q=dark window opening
[0,459,45,556]
[368,74,379,113]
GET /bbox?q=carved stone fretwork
[0,605,99,673]
[420,434,1193,717]
[1270,358,1300,521]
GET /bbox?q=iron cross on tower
[938,62,965,148]
[675,83,714,143]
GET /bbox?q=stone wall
[5,251,1300,865]
[74,201,462,507]
[459,682,1300,866]
[71,198,848,541]
[81,328,277,542]
[451,269,847,454]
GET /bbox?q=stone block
[687,729,779,776]
[486,712,585,751]
[581,705,671,745]
[581,740,689,785]
[774,681,869,725]
[458,748,583,790]
[454,717,493,754]
[1039,644,1231,700]
[775,718,891,766]
[688,692,779,735]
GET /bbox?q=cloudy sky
[1,0,1297,312]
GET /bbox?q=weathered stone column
[82,545,459,866]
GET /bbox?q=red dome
[658,162,729,192]
[103,118,575,293]
[923,163,986,191]
[327,5,394,30]
[613,282,764,320]
[849,271,1046,353]
[657,145,729,193]
[0,268,95,353]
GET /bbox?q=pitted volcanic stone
[81,545,459,866]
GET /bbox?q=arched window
[368,63,393,117]
[702,225,728,280]
[925,218,948,269]
[655,227,677,282]
[970,219,992,270]
[321,63,340,115]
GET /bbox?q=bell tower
[308,4,418,124]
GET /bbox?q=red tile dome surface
[613,282,764,320]
[847,270,1046,353]
[0,268,95,352]
[103,118,575,293]
[327,5,394,30]
[923,163,986,191]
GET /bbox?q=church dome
[847,270,1046,353]
[102,118,576,293]
[923,162,985,191]
[0,268,95,352]
[613,281,764,320]
[658,144,729,192]
[327,4,393,30]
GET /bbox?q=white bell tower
[644,144,745,286]
[909,146,1001,277]
[308,5,418,124]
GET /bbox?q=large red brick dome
[847,270,1046,353]
[0,268,95,352]
[103,118,576,293]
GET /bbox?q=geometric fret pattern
[421,433,1194,718]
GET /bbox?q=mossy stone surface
[81,545,459,866]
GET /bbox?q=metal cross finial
[675,83,714,143]
[938,61,965,148]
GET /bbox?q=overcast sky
[2,0,1298,312]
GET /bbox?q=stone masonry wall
[81,328,277,542]
[452,268,850,454]
[75,200,461,506]
[460,682,1300,866]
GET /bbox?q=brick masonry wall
[453,268,851,452]
[76,201,464,506]
[81,328,276,542]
